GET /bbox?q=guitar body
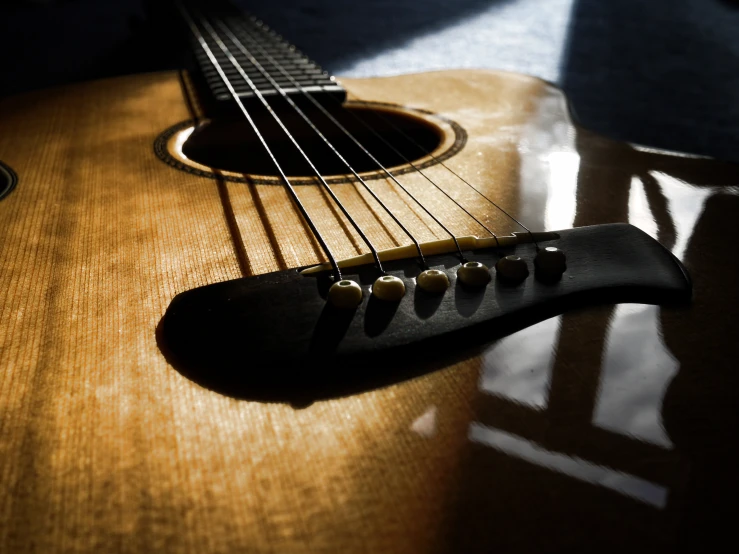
[1,69,737,553]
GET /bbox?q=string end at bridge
[299,231,560,275]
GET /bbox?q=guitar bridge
[158,223,691,399]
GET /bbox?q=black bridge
[158,223,691,401]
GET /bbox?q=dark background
[1,0,738,161]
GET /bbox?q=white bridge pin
[328,279,363,308]
[417,269,450,294]
[372,275,406,301]
[534,246,567,281]
[457,261,491,287]
[495,255,529,284]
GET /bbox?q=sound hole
[180,101,445,179]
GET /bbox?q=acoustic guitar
[1,1,737,552]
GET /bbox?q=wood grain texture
[1,69,738,553]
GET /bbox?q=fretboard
[186,3,346,107]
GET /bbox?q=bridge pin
[534,247,567,282]
[417,269,450,294]
[327,279,363,308]
[495,255,529,284]
[372,275,406,301]
[457,261,491,287]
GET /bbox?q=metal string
[231,14,537,251]
[210,16,429,269]
[345,106,540,250]
[177,2,343,279]
[221,15,470,263]
[223,15,497,248]
[183,5,399,278]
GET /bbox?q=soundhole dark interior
[182,101,444,178]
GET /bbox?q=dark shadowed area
[1,0,737,158]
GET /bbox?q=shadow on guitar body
[155,310,488,408]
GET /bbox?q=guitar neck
[177,0,346,112]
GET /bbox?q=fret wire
[212,16,430,269]
[177,1,341,280]
[225,16,470,263]
[233,14,538,251]
[193,13,388,274]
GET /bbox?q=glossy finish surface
[0,69,737,553]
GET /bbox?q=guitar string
[232,14,538,250]
[209,16,430,269]
[175,0,360,282]
[187,5,541,276]
[211,14,473,264]
[215,16,501,252]
[186,5,394,277]
[335,103,539,250]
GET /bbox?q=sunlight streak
[469,423,668,508]
[339,0,577,83]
